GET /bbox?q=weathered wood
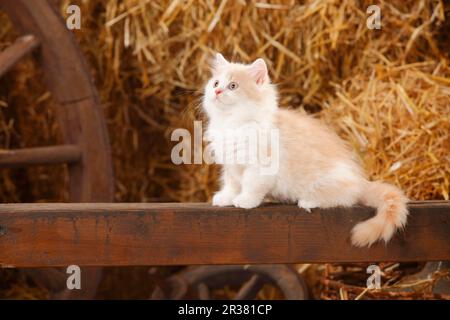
[0,202,448,267]
[0,145,81,168]
[0,34,39,77]
[0,0,114,203]
[0,0,114,298]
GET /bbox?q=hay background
[0,0,449,299]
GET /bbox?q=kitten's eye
[213,80,219,88]
[228,82,238,90]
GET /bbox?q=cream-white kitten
[202,53,409,247]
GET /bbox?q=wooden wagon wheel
[0,0,114,298]
[151,265,309,300]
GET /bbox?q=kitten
[202,53,409,247]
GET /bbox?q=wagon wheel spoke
[197,282,211,300]
[0,0,114,300]
[233,274,264,300]
[0,145,81,168]
[0,34,40,77]
[164,265,308,300]
[23,268,67,292]
[395,261,450,295]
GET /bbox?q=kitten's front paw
[298,199,319,213]
[212,191,234,207]
[232,194,262,209]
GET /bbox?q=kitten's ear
[210,53,229,72]
[248,58,268,85]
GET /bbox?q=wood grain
[0,145,81,168]
[0,202,449,267]
[0,0,115,298]
[0,34,39,77]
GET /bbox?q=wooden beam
[0,202,449,267]
[0,145,82,168]
[0,34,40,77]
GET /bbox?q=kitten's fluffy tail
[351,181,409,247]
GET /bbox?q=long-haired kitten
[202,53,409,247]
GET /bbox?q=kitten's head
[203,53,277,119]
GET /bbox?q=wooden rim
[0,0,114,202]
[0,0,114,299]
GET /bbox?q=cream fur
[203,54,409,247]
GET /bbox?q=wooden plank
[0,34,39,77]
[0,202,449,267]
[0,145,81,168]
[1,0,114,299]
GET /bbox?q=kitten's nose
[215,89,223,95]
